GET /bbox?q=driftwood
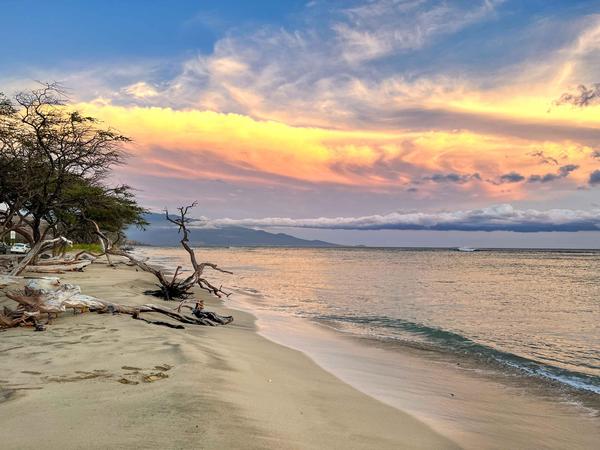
[34,256,80,266]
[1,281,233,330]
[88,203,232,300]
[9,236,73,276]
[0,275,60,288]
[26,260,92,273]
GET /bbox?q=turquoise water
[136,246,600,396]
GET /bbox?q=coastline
[0,261,456,450]
[229,291,600,449]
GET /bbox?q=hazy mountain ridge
[126,213,338,247]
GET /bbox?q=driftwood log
[26,260,92,273]
[1,281,233,330]
[9,236,73,276]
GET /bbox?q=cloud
[10,1,600,216]
[424,172,481,184]
[76,100,598,210]
[528,164,579,183]
[333,0,500,63]
[498,172,525,183]
[122,81,159,99]
[559,164,579,175]
[528,150,559,166]
[556,83,600,107]
[199,204,600,233]
[589,169,600,185]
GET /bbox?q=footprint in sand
[117,364,174,385]
[44,370,112,383]
[142,372,169,383]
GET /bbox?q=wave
[314,314,600,395]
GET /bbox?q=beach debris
[9,236,73,276]
[25,259,92,274]
[89,203,232,301]
[0,276,20,288]
[0,275,60,291]
[118,378,139,385]
[0,280,233,330]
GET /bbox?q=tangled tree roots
[143,284,194,300]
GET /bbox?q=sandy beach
[0,261,457,450]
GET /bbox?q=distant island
[126,213,338,247]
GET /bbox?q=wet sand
[234,301,600,449]
[0,262,456,449]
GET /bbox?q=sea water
[136,247,600,395]
[134,246,600,446]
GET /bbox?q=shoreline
[0,261,457,449]
[228,291,600,449]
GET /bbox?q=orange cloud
[78,101,598,203]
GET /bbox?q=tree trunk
[9,236,72,276]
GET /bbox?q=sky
[2,0,600,247]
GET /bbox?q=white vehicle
[10,243,30,254]
[457,246,477,252]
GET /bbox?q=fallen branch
[1,281,233,330]
[9,236,73,276]
[25,260,92,273]
[87,203,232,301]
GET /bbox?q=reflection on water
[136,247,600,395]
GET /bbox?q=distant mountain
[126,213,338,248]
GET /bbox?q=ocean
[134,246,600,433]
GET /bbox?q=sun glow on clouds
[80,101,597,200]
[56,2,600,216]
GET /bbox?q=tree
[53,179,148,244]
[0,83,130,245]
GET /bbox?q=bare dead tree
[81,203,232,308]
[160,202,232,299]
